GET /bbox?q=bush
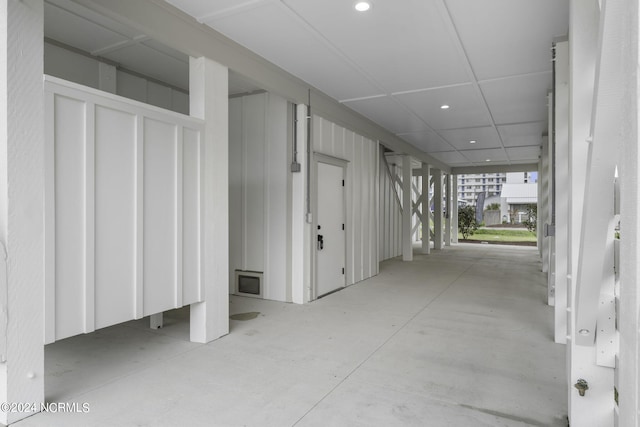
[458,205,478,239]
[486,203,500,211]
[522,204,537,233]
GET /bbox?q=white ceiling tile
[446,0,569,80]
[344,96,430,134]
[397,131,454,153]
[205,2,381,100]
[438,126,502,150]
[44,2,130,53]
[395,84,491,131]
[498,122,546,147]
[430,151,470,165]
[140,39,188,63]
[480,73,551,125]
[506,146,541,161]
[282,0,471,93]
[463,148,508,163]
[165,0,268,21]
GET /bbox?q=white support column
[537,157,543,256]
[540,136,549,273]
[434,169,443,250]
[421,163,430,254]
[402,155,413,261]
[0,1,45,424]
[189,56,229,343]
[451,174,458,244]
[574,0,623,350]
[566,1,613,425]
[546,91,556,307]
[444,173,451,246]
[554,39,570,345]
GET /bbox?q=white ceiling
[44,0,569,169]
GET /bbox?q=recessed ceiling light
[469,140,477,144]
[440,104,450,110]
[485,159,491,162]
[354,1,371,12]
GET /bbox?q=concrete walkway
[16,244,566,426]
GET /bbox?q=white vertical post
[402,155,412,261]
[434,169,443,250]
[537,156,543,255]
[545,91,556,306]
[554,39,570,345]
[540,136,549,272]
[452,174,458,244]
[0,1,45,423]
[444,173,451,246]
[189,56,229,343]
[566,1,613,425]
[421,163,430,254]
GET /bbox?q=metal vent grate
[234,270,263,298]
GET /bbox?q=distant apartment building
[457,171,537,206]
[457,173,507,206]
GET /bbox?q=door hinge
[342,179,345,187]
[342,268,345,275]
[342,224,344,230]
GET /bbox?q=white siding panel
[362,141,372,278]
[143,118,178,315]
[147,81,173,111]
[313,116,378,286]
[94,105,137,329]
[182,127,201,304]
[353,135,363,283]
[116,71,147,104]
[243,94,266,272]
[228,97,243,290]
[264,95,288,301]
[228,92,290,301]
[379,150,403,261]
[172,90,189,115]
[53,95,86,338]
[345,130,355,284]
[45,42,99,90]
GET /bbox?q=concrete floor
[16,243,567,427]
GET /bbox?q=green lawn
[459,227,537,243]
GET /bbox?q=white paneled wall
[44,76,205,343]
[379,152,403,261]
[229,92,289,301]
[313,116,379,285]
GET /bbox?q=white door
[316,162,346,297]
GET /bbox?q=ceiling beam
[451,163,539,175]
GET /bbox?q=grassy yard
[459,227,537,243]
